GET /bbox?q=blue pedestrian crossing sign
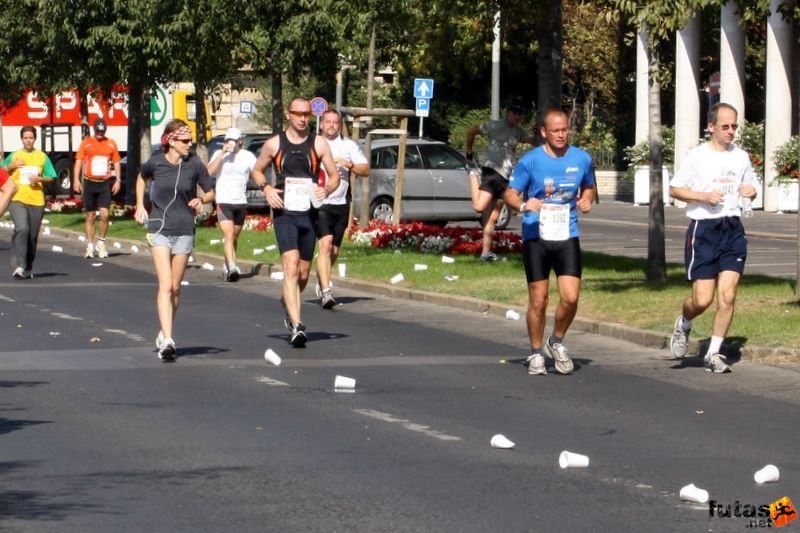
[414,79,434,99]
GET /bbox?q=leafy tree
[604,0,713,283]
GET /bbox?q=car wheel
[495,203,510,230]
[480,203,510,230]
[370,197,394,223]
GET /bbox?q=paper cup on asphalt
[113,241,122,249]
[490,434,515,449]
[338,263,347,277]
[414,264,428,271]
[78,235,86,242]
[130,245,139,253]
[754,464,780,484]
[390,273,404,285]
[264,349,282,366]
[679,483,709,503]
[559,451,589,469]
[334,375,356,389]
[51,245,63,252]
[201,262,214,271]
[270,271,284,281]
[506,309,521,320]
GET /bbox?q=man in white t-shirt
[316,110,369,308]
[207,127,257,281]
[668,102,758,374]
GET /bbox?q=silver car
[353,138,509,228]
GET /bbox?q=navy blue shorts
[273,211,317,261]
[684,217,747,280]
[522,237,582,283]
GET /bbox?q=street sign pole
[419,117,424,138]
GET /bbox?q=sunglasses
[175,138,192,144]
[717,123,738,131]
[289,110,312,118]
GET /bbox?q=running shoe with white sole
[704,353,731,373]
[527,354,547,375]
[221,264,230,282]
[84,244,95,258]
[158,337,176,362]
[155,330,165,350]
[96,242,108,258]
[228,265,241,282]
[321,289,336,310]
[12,267,25,279]
[290,323,307,348]
[544,337,574,375]
[480,252,498,262]
[670,316,691,359]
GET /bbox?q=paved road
[1,232,798,531]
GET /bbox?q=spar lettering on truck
[0,85,209,195]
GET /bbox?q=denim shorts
[147,233,194,255]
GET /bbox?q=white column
[674,16,701,173]
[491,10,501,120]
[763,0,793,212]
[635,31,649,144]
[720,1,746,119]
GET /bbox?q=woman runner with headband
[135,119,215,362]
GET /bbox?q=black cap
[93,118,107,132]
[506,97,525,114]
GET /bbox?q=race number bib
[539,203,570,241]
[89,156,109,178]
[284,177,312,211]
[712,174,738,210]
[19,166,38,185]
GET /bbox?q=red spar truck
[0,85,209,195]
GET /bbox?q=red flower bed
[349,220,520,256]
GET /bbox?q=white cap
[224,127,243,141]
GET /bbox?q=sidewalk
[591,200,798,240]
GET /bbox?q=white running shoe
[12,267,25,279]
[544,337,574,375]
[527,354,547,375]
[670,316,691,359]
[704,353,731,374]
[84,243,95,258]
[158,337,176,362]
[96,242,108,258]
[155,330,165,350]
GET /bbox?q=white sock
[706,336,724,356]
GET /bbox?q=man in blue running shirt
[504,109,596,376]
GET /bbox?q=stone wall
[596,170,633,202]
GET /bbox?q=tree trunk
[194,79,209,164]
[646,38,667,283]
[536,0,563,120]
[367,18,376,111]
[125,82,143,205]
[271,71,283,133]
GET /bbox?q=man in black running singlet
[252,97,339,348]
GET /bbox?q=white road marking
[51,312,83,321]
[104,329,146,342]
[353,408,461,442]
[0,294,15,302]
[255,376,290,387]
